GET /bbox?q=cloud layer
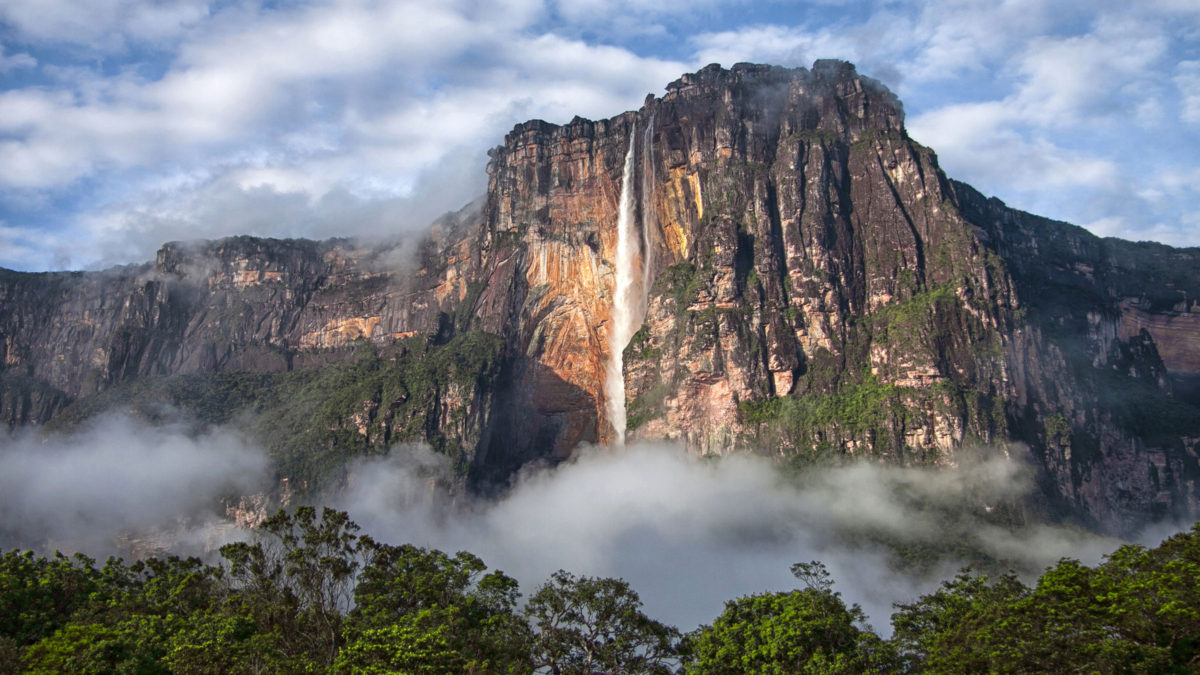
[330,442,1141,633]
[1,0,1197,271]
[0,418,1183,634]
[0,415,268,556]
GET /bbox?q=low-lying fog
[1,414,1181,633]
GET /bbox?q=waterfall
[606,125,639,445]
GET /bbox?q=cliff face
[2,61,1198,532]
[953,186,1200,529]
[0,223,476,401]
[482,62,1016,458]
[474,60,1200,530]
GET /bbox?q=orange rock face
[301,316,382,349]
[482,115,635,449]
[1120,298,1200,374]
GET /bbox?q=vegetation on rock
[47,332,505,494]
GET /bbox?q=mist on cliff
[0,415,268,557]
[329,441,1135,633]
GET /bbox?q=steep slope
[450,60,1200,530]
[1,61,1197,531]
[0,207,510,488]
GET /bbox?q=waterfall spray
[606,125,639,445]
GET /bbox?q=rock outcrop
[2,61,1198,533]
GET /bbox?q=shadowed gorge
[1,61,1198,534]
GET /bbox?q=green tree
[1092,525,1200,668]
[21,619,168,674]
[685,562,894,674]
[525,570,679,674]
[162,608,283,675]
[0,550,101,646]
[219,506,363,670]
[335,609,470,674]
[890,523,1200,673]
[343,541,532,673]
[889,569,1028,672]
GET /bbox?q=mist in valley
[4,414,1180,634]
[327,441,1141,633]
[0,415,268,559]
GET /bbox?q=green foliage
[0,550,101,647]
[889,569,1029,672]
[738,373,903,462]
[525,570,679,674]
[1043,413,1070,447]
[625,323,662,362]
[162,609,283,674]
[335,611,467,674]
[1095,369,1200,443]
[685,562,896,674]
[782,129,840,148]
[848,127,906,150]
[21,620,168,674]
[52,331,506,493]
[749,375,901,432]
[220,506,362,668]
[5,511,1199,674]
[875,282,957,338]
[627,382,674,431]
[347,541,531,673]
[0,508,522,673]
[658,262,706,315]
[746,266,760,290]
[489,226,525,251]
[890,522,1200,672]
[454,280,488,333]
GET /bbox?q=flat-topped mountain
[2,61,1198,533]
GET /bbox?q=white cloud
[1010,17,1167,128]
[687,16,915,89]
[0,0,211,51]
[2,0,1199,267]
[552,0,731,23]
[690,25,841,69]
[1176,61,1200,124]
[0,0,696,268]
[1084,215,1199,247]
[0,414,268,556]
[0,47,36,72]
[1154,166,1200,194]
[908,102,1119,191]
[0,222,69,270]
[331,441,1137,632]
[895,4,1200,245]
[901,0,1057,82]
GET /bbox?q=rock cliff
[2,61,1197,532]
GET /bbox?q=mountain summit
[2,62,1198,533]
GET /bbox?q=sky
[0,0,1197,272]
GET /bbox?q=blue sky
[1,0,1198,271]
